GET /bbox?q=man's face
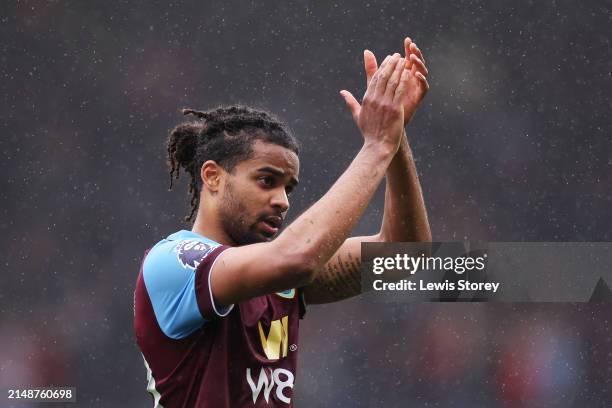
[218,140,299,245]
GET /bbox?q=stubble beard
[219,180,266,246]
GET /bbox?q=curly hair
[167,105,300,223]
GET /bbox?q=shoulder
[142,230,229,300]
[144,230,223,273]
[139,230,232,339]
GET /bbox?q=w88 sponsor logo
[246,367,294,404]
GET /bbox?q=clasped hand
[341,37,430,149]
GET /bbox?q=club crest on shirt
[175,240,216,270]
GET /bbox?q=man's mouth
[259,215,283,236]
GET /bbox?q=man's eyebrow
[257,166,299,185]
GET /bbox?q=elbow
[273,242,318,286]
[418,224,433,242]
[415,229,432,243]
[378,228,433,256]
[286,251,318,285]
[378,225,432,243]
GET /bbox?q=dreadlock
[167,105,300,223]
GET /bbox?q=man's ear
[201,160,224,193]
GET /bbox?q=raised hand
[399,37,429,124]
[342,37,430,127]
[341,54,409,153]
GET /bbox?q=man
[134,37,430,407]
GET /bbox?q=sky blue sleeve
[142,238,229,339]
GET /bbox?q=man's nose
[270,188,290,213]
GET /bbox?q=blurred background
[1,0,611,406]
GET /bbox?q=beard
[218,180,270,245]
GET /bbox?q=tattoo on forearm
[314,251,362,298]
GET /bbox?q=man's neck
[191,211,235,246]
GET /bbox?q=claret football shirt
[134,230,306,407]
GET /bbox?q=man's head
[167,105,300,245]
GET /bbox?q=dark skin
[307,38,431,303]
[193,140,300,247]
[191,49,428,306]
[194,134,427,304]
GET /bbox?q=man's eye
[259,176,274,187]
[285,186,294,196]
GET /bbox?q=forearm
[276,143,395,272]
[379,130,431,242]
[304,132,430,304]
[304,234,377,304]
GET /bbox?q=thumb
[340,90,361,122]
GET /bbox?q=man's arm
[303,132,431,304]
[379,131,431,242]
[210,55,410,306]
[357,38,432,243]
[303,38,431,304]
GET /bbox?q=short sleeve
[194,245,233,320]
[142,238,233,339]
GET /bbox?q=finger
[393,68,411,103]
[415,72,430,93]
[384,57,406,98]
[404,37,413,70]
[410,54,429,77]
[374,54,401,95]
[364,50,378,86]
[410,42,426,64]
[367,54,391,95]
[339,90,361,122]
